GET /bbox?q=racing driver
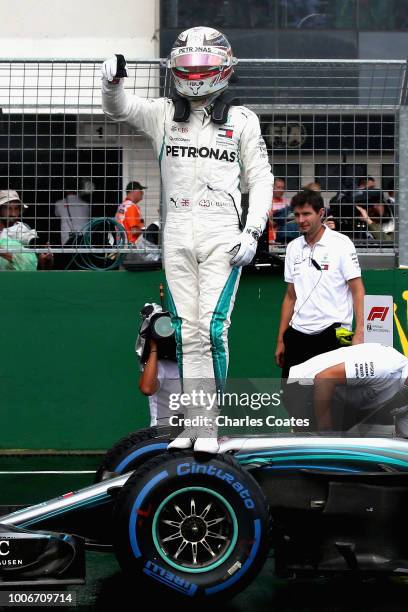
[101,27,273,452]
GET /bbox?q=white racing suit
[102,80,273,408]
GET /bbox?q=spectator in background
[329,180,381,238]
[115,181,146,244]
[387,190,395,207]
[269,177,290,242]
[353,189,393,243]
[0,234,37,271]
[304,181,321,192]
[273,206,298,245]
[0,189,36,271]
[357,176,376,190]
[0,189,34,240]
[355,197,394,244]
[272,177,289,211]
[54,179,92,245]
[385,181,395,208]
[273,181,335,243]
[0,189,52,270]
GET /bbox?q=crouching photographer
[136,303,181,427]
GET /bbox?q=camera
[149,311,175,341]
[136,303,176,364]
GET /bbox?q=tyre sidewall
[114,453,269,599]
[95,427,170,482]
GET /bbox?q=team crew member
[275,190,365,422]
[115,181,145,244]
[276,190,365,376]
[101,27,273,452]
[288,343,408,435]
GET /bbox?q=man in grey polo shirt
[275,189,366,423]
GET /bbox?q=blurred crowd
[269,176,395,247]
[0,173,396,271]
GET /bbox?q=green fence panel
[0,269,407,450]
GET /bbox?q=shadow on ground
[68,554,408,611]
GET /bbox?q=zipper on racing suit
[207,185,243,231]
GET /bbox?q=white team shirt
[284,227,361,334]
[288,343,408,412]
[54,194,90,245]
[148,359,181,426]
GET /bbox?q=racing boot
[194,417,219,454]
[168,425,197,450]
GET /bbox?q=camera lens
[151,314,174,339]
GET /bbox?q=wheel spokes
[206,516,226,527]
[207,530,228,541]
[192,542,198,564]
[162,531,183,543]
[200,538,216,557]
[156,490,233,569]
[174,504,186,519]
[200,503,212,519]
[174,539,189,559]
[162,519,182,528]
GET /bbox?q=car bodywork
[1,436,408,586]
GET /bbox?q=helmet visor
[172,54,229,80]
[172,52,227,69]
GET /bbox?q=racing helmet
[169,26,237,100]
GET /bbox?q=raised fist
[101,54,127,82]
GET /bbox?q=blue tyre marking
[205,519,261,595]
[129,470,168,558]
[115,443,168,473]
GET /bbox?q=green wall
[1,268,408,450]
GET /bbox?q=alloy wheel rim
[151,486,238,573]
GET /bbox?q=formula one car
[1,430,408,600]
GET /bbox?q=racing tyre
[114,450,270,600]
[94,427,170,483]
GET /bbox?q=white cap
[0,189,28,208]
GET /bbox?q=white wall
[0,0,163,221]
[0,0,159,59]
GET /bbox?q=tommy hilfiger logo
[218,127,234,139]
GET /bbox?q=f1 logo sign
[367,306,389,321]
[364,296,393,345]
